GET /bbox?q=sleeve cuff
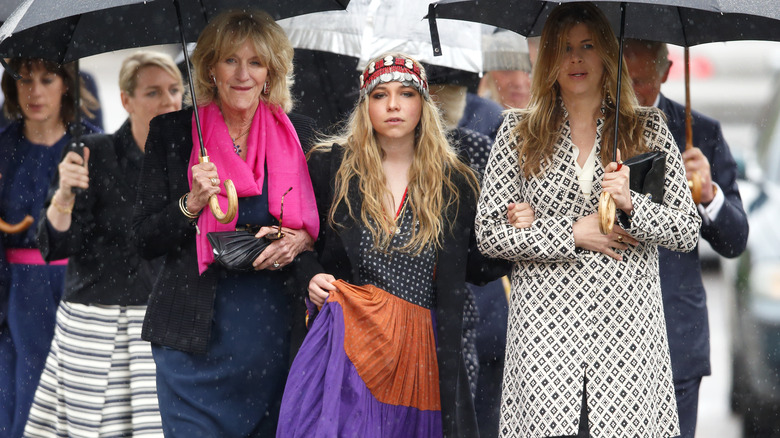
[699,182,724,222]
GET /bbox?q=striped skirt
[277,280,442,437]
[23,302,162,438]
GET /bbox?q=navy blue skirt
[153,267,292,437]
[153,193,293,437]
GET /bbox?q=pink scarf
[188,102,319,274]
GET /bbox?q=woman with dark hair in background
[132,10,318,437]
[23,50,184,437]
[0,57,100,438]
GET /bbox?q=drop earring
[211,75,217,86]
[263,81,270,95]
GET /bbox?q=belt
[6,248,68,266]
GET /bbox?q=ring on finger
[617,235,623,243]
[210,177,219,186]
[273,261,281,268]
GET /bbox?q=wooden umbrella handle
[683,47,703,205]
[209,180,238,224]
[199,155,238,224]
[0,215,34,234]
[598,192,615,235]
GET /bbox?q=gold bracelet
[179,192,200,219]
[51,193,75,215]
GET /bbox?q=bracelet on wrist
[179,192,200,219]
[52,192,75,215]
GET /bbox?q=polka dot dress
[358,195,435,309]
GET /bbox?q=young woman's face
[556,23,605,102]
[16,64,66,124]
[122,65,183,137]
[212,39,268,115]
[368,81,423,144]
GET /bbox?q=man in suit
[623,39,749,438]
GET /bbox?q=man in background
[623,39,749,438]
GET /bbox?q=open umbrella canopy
[430,0,780,47]
[0,0,350,63]
[278,0,484,73]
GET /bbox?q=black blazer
[657,94,749,382]
[295,144,510,438]
[132,108,317,355]
[37,121,158,305]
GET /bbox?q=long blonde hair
[516,2,648,176]
[311,53,478,254]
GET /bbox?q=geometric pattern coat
[475,107,701,437]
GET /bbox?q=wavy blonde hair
[311,53,478,254]
[190,9,294,112]
[516,2,648,176]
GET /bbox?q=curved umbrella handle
[0,215,34,234]
[598,192,615,235]
[198,155,238,224]
[209,180,238,224]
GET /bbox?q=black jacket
[132,108,317,354]
[657,94,749,382]
[296,144,510,438]
[37,121,158,305]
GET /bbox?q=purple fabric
[277,300,443,437]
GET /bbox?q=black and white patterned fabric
[358,197,436,309]
[476,108,701,438]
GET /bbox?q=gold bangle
[179,192,200,219]
[51,193,74,215]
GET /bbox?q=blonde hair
[311,53,478,254]
[119,50,184,97]
[190,9,294,112]
[516,2,648,176]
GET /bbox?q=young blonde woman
[277,53,509,438]
[476,3,701,438]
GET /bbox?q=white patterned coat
[476,108,700,438]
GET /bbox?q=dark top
[132,108,317,355]
[450,126,493,178]
[0,120,99,324]
[657,93,749,381]
[459,93,504,141]
[36,120,159,305]
[357,195,436,309]
[296,144,511,438]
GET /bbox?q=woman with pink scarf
[131,10,318,437]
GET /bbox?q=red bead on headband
[359,55,429,98]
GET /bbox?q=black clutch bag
[624,150,665,204]
[207,230,273,271]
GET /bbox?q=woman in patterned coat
[475,3,701,438]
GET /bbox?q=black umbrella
[429,0,780,232]
[0,0,350,63]
[0,0,349,226]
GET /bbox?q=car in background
[729,76,780,438]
